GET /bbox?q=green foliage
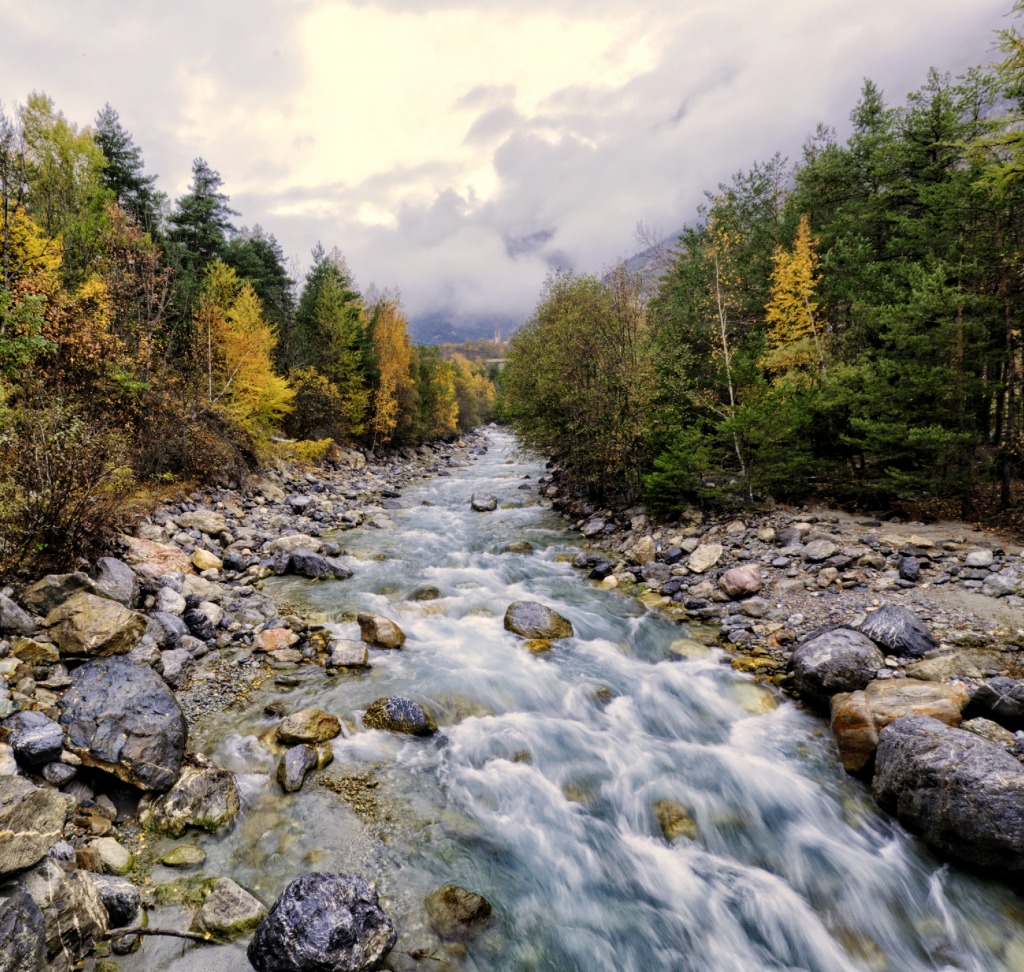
[93,104,164,235]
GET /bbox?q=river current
[125,430,1024,972]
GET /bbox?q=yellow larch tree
[368,291,414,449]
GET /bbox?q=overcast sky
[0,0,1012,324]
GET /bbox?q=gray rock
[248,872,396,972]
[192,877,267,940]
[59,656,187,792]
[0,593,34,637]
[176,510,227,536]
[471,493,498,512]
[5,710,65,766]
[87,873,140,928]
[581,518,606,538]
[802,539,839,562]
[504,601,573,640]
[964,677,1024,731]
[154,587,187,616]
[139,764,240,836]
[326,640,369,669]
[21,859,108,970]
[278,744,317,793]
[0,886,46,972]
[858,605,936,658]
[0,776,69,877]
[983,574,1018,598]
[424,884,492,941]
[873,716,1024,875]
[898,556,920,582]
[159,648,192,688]
[273,551,353,580]
[21,573,98,616]
[42,762,77,786]
[93,557,138,607]
[789,628,884,710]
[364,697,438,736]
[964,549,994,568]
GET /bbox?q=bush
[0,398,137,572]
[271,437,336,466]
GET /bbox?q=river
[125,429,1024,972]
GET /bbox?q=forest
[502,7,1024,528]
[0,97,494,571]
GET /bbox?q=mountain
[410,311,522,346]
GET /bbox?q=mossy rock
[653,799,698,841]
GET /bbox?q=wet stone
[363,696,438,736]
[424,884,493,941]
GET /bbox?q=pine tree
[93,104,164,235]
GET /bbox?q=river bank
[3,428,1024,972]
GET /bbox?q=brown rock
[717,565,764,599]
[121,535,193,577]
[276,708,342,744]
[357,613,406,649]
[43,592,146,658]
[254,628,299,652]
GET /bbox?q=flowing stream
[125,430,1024,972]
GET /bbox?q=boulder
[89,836,133,875]
[627,536,656,566]
[424,884,492,941]
[160,845,206,868]
[0,886,47,972]
[93,557,138,607]
[687,544,723,574]
[858,605,936,658]
[326,640,369,669]
[0,776,69,877]
[121,535,194,578]
[176,510,227,536]
[983,574,1018,598]
[21,859,108,970]
[652,799,698,842]
[192,878,267,940]
[964,549,995,568]
[87,873,140,928]
[964,677,1024,731]
[580,518,605,538]
[802,539,839,562]
[471,493,498,512]
[266,534,324,555]
[276,709,341,745]
[873,716,1024,875]
[503,601,573,640]
[11,637,59,664]
[717,565,764,599]
[5,710,65,766]
[0,593,35,636]
[44,592,146,658]
[278,744,317,793]
[21,573,98,616]
[254,628,299,653]
[247,872,396,972]
[59,656,187,792]
[139,764,240,837]
[274,551,353,580]
[363,697,438,736]
[357,613,406,649]
[192,548,223,572]
[830,679,969,774]
[789,628,884,710]
[159,648,193,688]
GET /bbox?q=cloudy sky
[0,0,1012,327]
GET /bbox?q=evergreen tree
[93,104,164,235]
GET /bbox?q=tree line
[502,5,1024,524]
[0,94,494,569]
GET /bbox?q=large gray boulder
[138,764,240,836]
[0,593,35,637]
[504,601,573,640]
[789,628,884,710]
[0,776,69,877]
[273,551,353,580]
[873,716,1024,874]
[59,657,187,792]
[858,605,936,658]
[248,872,396,972]
[0,886,47,972]
[93,557,139,607]
[44,592,147,658]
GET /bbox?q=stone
[964,549,994,567]
[964,677,1024,731]
[274,551,353,580]
[363,697,438,736]
[471,493,498,512]
[266,534,323,555]
[277,709,342,745]
[0,593,35,636]
[581,518,606,538]
[177,510,227,536]
[59,656,187,792]
[717,565,764,599]
[10,637,59,664]
[357,613,406,649]
[192,877,267,940]
[155,586,187,616]
[739,596,770,619]
[183,607,216,642]
[160,844,206,867]
[0,886,47,972]
[93,557,138,607]
[983,574,1018,598]
[873,716,1024,875]
[278,744,317,792]
[326,639,369,669]
[90,837,133,875]
[21,859,108,969]
[830,679,969,774]
[687,544,724,574]
[411,586,441,600]
[43,762,77,786]
[160,648,192,688]
[905,646,1011,683]
[255,628,299,652]
[898,556,920,582]
[724,518,747,535]
[627,535,657,565]
[802,539,839,562]
[87,874,140,928]
[858,605,936,658]
[121,535,194,577]
[424,884,492,941]
[248,872,396,972]
[0,776,69,877]
[21,573,98,616]
[653,799,698,841]
[503,601,573,640]
[44,592,146,658]
[789,628,885,710]
[961,717,1017,748]
[192,548,223,572]
[5,710,65,765]
[139,764,241,837]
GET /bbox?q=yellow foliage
[369,293,414,448]
[271,438,335,466]
[7,210,62,295]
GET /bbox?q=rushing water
[124,430,1024,972]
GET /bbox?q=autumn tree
[367,290,415,448]
[93,104,164,235]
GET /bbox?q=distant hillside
[411,311,522,346]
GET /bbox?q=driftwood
[102,925,226,946]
